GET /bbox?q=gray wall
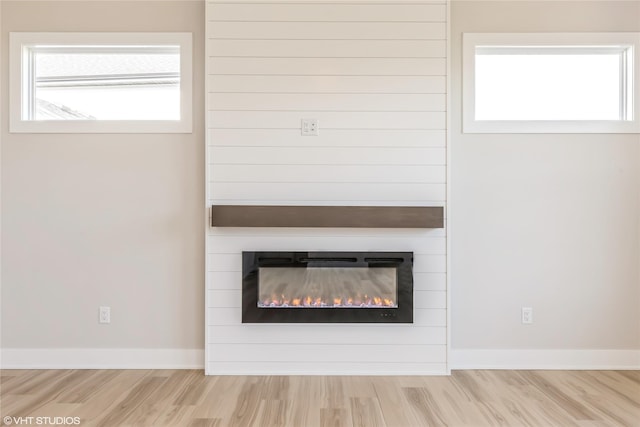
[450,1,640,351]
[1,1,205,350]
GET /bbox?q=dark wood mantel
[210,205,444,228]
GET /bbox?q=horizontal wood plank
[210,164,445,184]
[208,111,446,129]
[208,324,447,345]
[206,361,448,375]
[209,183,445,202]
[208,129,446,147]
[208,22,446,40]
[208,57,446,76]
[207,343,446,363]
[207,93,445,112]
[209,146,445,165]
[206,227,446,239]
[208,3,446,22]
[208,75,446,94]
[208,39,445,58]
[210,205,444,228]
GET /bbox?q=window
[463,33,640,133]
[10,32,192,133]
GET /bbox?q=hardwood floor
[1,370,638,426]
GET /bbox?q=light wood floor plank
[321,376,348,409]
[1,369,638,426]
[9,370,90,417]
[289,376,322,427]
[57,370,122,404]
[257,399,289,427]
[188,419,223,427]
[349,397,386,427]
[95,376,167,427]
[152,405,197,427]
[320,408,352,427]
[373,377,427,427]
[227,377,264,427]
[190,375,241,421]
[73,370,155,425]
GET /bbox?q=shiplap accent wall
[206,1,448,375]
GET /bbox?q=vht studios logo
[3,416,81,425]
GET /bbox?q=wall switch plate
[301,118,319,136]
[521,306,533,324]
[99,306,111,324]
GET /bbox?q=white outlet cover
[99,306,111,324]
[301,118,319,136]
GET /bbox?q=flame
[258,294,396,308]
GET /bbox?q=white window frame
[462,32,640,134]
[9,32,193,133]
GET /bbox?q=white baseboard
[3,348,638,371]
[450,349,640,370]
[0,348,204,369]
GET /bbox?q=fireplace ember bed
[242,251,413,323]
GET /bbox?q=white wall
[450,1,640,368]
[206,1,449,375]
[1,1,205,367]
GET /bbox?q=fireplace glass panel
[242,251,413,323]
[258,267,397,308]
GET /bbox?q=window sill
[463,119,640,134]
[9,119,192,134]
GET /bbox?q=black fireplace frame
[242,251,413,323]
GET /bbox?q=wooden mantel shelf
[210,205,444,229]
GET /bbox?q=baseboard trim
[3,348,637,371]
[0,348,204,369]
[450,349,640,370]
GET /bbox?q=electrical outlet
[301,118,319,136]
[99,306,111,324]
[521,306,533,324]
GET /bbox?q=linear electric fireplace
[242,251,413,323]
